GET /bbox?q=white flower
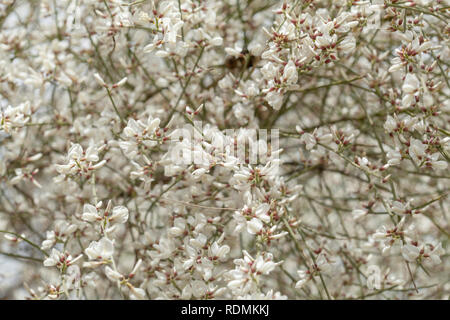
[165,20,184,44]
[190,233,207,249]
[85,238,114,261]
[352,209,367,220]
[427,243,444,266]
[265,90,283,110]
[94,73,106,87]
[169,218,186,237]
[283,60,298,84]
[210,36,223,46]
[402,241,444,266]
[255,256,278,274]
[387,149,402,166]
[105,266,123,281]
[391,200,415,216]
[0,102,31,133]
[402,74,420,107]
[384,116,397,133]
[82,203,102,222]
[295,270,310,289]
[192,167,207,179]
[428,153,448,171]
[366,265,381,290]
[402,74,420,93]
[300,133,316,150]
[409,139,427,165]
[113,77,127,88]
[129,287,146,300]
[41,220,77,250]
[227,251,281,295]
[110,206,129,224]
[247,217,263,234]
[191,280,207,298]
[44,249,82,269]
[209,242,230,260]
[55,143,105,180]
[43,249,65,267]
[1,0,449,301]
[225,46,242,57]
[339,36,355,53]
[402,244,420,262]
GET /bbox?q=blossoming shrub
[0,0,449,299]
